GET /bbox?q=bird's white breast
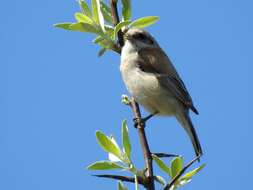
[120,43,177,115]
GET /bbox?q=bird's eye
[133,33,154,44]
[134,33,147,40]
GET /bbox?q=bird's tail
[176,111,203,158]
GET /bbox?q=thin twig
[110,1,155,189]
[110,0,124,47]
[93,174,147,187]
[152,153,180,158]
[163,155,201,190]
[130,99,155,190]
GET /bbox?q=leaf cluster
[87,119,205,190]
[54,1,206,189]
[54,0,159,56]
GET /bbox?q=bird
[120,28,202,157]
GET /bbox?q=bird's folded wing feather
[138,48,199,114]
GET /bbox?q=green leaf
[75,12,93,24]
[129,16,159,29]
[93,35,105,43]
[121,94,131,105]
[91,0,99,23]
[171,157,183,178]
[96,131,122,159]
[114,21,131,39]
[105,25,114,32]
[155,175,166,186]
[54,23,73,30]
[118,181,128,190]
[98,48,107,57]
[97,39,114,49]
[100,1,111,13]
[78,0,92,18]
[152,154,171,176]
[69,23,100,34]
[94,37,114,51]
[134,175,139,190]
[121,0,131,21]
[176,179,192,188]
[180,164,206,181]
[87,161,125,170]
[122,120,131,160]
[100,1,113,24]
[92,0,105,32]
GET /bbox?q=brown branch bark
[152,153,179,158]
[130,99,155,190]
[110,1,155,189]
[94,174,147,187]
[110,0,124,48]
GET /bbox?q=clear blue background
[0,0,251,189]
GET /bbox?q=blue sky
[0,0,251,190]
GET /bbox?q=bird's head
[123,28,159,50]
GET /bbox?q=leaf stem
[94,174,147,187]
[163,155,201,190]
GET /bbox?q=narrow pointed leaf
[87,161,125,170]
[121,0,131,21]
[96,131,122,159]
[114,21,131,39]
[134,175,139,190]
[110,136,122,151]
[118,181,128,190]
[69,23,100,34]
[92,0,105,32]
[97,0,105,31]
[171,157,183,178]
[108,152,122,162]
[100,1,111,13]
[98,48,107,57]
[79,0,92,17]
[152,154,171,176]
[122,120,131,159]
[100,1,113,24]
[180,164,206,181]
[176,179,192,188]
[105,25,114,32]
[54,23,73,30]
[129,16,159,29]
[93,35,105,43]
[97,39,114,49]
[75,12,93,24]
[91,0,99,23]
[155,175,166,186]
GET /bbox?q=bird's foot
[133,111,158,128]
[133,117,145,128]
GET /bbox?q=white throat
[121,40,138,63]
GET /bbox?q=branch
[110,0,124,48]
[130,99,155,190]
[93,174,147,187]
[152,153,180,158]
[110,1,155,189]
[163,155,201,190]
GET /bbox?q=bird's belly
[122,68,178,116]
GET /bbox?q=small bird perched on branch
[120,28,202,157]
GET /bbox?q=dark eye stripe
[133,33,154,45]
[133,33,146,40]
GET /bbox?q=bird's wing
[138,48,199,114]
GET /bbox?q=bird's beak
[124,33,132,42]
